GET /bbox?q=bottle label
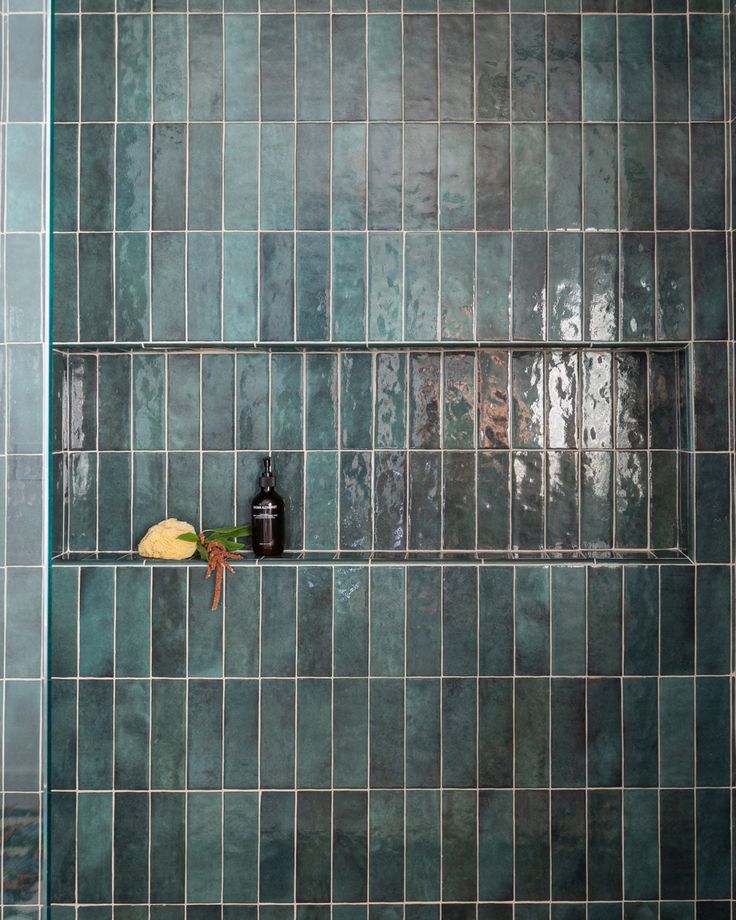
[254,512,277,520]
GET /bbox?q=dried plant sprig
[178,525,251,610]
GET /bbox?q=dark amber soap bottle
[251,456,285,557]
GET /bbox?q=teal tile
[297,124,330,230]
[476,15,509,119]
[224,568,260,677]
[370,567,405,675]
[696,676,730,787]
[79,233,114,340]
[189,563,225,673]
[624,790,659,899]
[4,680,41,791]
[260,793,295,902]
[332,15,366,120]
[548,124,581,230]
[333,678,368,785]
[374,451,407,549]
[5,124,42,233]
[619,16,652,120]
[512,233,546,340]
[261,124,295,231]
[368,124,402,229]
[588,678,620,782]
[77,793,113,902]
[188,124,222,231]
[516,678,550,786]
[369,233,403,340]
[341,353,373,448]
[440,232,474,339]
[79,566,114,676]
[404,16,438,118]
[152,568,188,677]
[439,124,474,231]
[260,680,295,787]
[370,678,404,786]
[443,352,474,448]
[340,451,372,548]
[152,124,186,230]
[620,124,654,230]
[588,566,622,674]
[583,233,618,340]
[54,15,79,123]
[408,451,441,549]
[654,16,688,121]
[189,15,223,119]
[151,793,185,901]
[404,125,438,229]
[333,793,367,900]
[297,681,332,787]
[117,15,150,120]
[133,453,166,543]
[477,130,510,237]
[332,234,366,341]
[297,16,330,120]
[115,568,151,677]
[133,354,165,449]
[297,567,332,676]
[151,680,185,787]
[443,678,477,785]
[223,793,258,899]
[442,791,477,900]
[548,233,583,340]
[511,16,545,120]
[78,679,113,787]
[368,15,402,119]
[511,351,544,447]
[659,677,694,786]
[689,15,724,120]
[116,232,149,341]
[656,233,691,339]
[479,791,513,899]
[50,681,77,790]
[98,453,132,550]
[696,790,731,899]
[81,16,115,120]
[296,793,331,901]
[53,124,78,232]
[166,353,199,450]
[514,567,549,674]
[440,15,474,120]
[187,793,222,902]
[512,125,546,229]
[477,451,510,549]
[442,451,476,548]
[406,679,441,786]
[271,352,303,449]
[261,15,295,120]
[235,352,269,450]
[656,125,689,230]
[547,14,581,120]
[151,232,186,340]
[370,792,404,899]
[659,791,694,899]
[583,16,617,120]
[406,567,441,675]
[551,567,585,675]
[305,353,337,449]
[477,234,511,339]
[691,123,725,229]
[692,233,727,339]
[374,352,406,449]
[621,233,654,340]
[406,791,441,900]
[225,15,259,119]
[405,233,439,340]
[551,790,586,899]
[7,344,44,453]
[587,791,622,899]
[223,232,258,340]
[260,233,295,341]
[79,124,113,231]
[696,566,731,675]
[187,680,223,787]
[623,566,658,675]
[304,452,337,550]
[332,125,366,231]
[153,15,187,120]
[584,124,618,230]
[114,679,149,789]
[261,567,297,676]
[479,678,512,786]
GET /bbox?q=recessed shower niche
[52,344,691,560]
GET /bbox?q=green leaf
[196,544,209,562]
[221,539,246,552]
[210,525,252,538]
[177,532,200,543]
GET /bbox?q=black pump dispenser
[251,456,285,557]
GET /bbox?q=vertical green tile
[332,234,366,341]
[368,233,403,340]
[225,15,259,119]
[187,793,222,902]
[405,233,439,340]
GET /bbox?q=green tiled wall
[1,0,49,913]
[50,562,734,913]
[54,346,693,555]
[50,0,735,915]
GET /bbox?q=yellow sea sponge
[138,519,198,560]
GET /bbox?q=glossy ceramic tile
[50,562,734,912]
[55,345,691,554]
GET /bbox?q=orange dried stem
[200,535,241,611]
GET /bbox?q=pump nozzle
[260,455,275,489]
